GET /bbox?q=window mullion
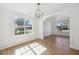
[24,20,25,34]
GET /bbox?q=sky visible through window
[25,19,32,26]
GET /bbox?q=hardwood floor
[0,35,79,55]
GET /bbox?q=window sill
[57,30,69,32]
[14,33,33,37]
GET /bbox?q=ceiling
[1,3,79,16]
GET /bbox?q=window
[15,17,32,35]
[56,23,69,31]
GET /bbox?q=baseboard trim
[70,47,79,51]
[52,34,69,38]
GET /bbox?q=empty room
[0,3,79,55]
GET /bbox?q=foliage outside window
[15,17,32,35]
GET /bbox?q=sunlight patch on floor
[15,42,47,55]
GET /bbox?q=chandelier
[35,3,43,17]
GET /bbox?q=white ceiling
[1,3,79,16]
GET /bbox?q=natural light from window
[15,42,47,55]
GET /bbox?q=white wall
[0,6,4,49]
[0,7,38,50]
[51,19,69,36]
[43,20,52,37]
[43,16,55,37]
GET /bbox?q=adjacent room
[0,3,79,55]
